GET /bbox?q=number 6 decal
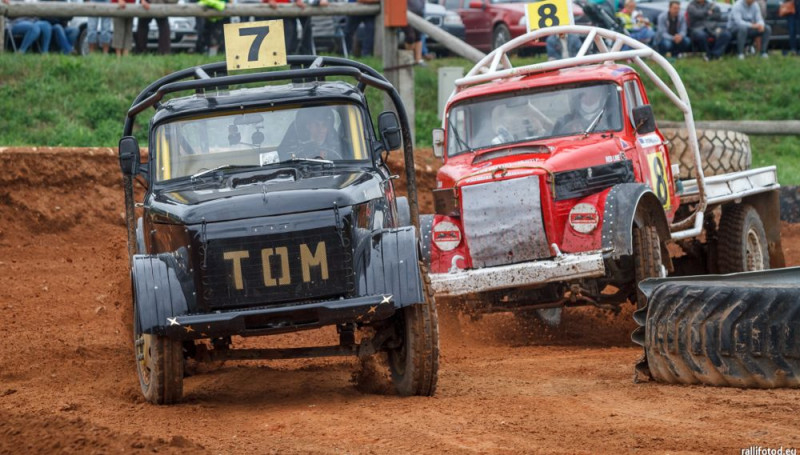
[525,0,574,32]
[223,20,287,71]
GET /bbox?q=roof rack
[123,56,394,136]
[454,25,707,239]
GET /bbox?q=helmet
[578,87,605,117]
[297,107,334,128]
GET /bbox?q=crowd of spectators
[546,0,797,60]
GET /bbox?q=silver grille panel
[460,175,550,268]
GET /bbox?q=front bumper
[160,294,396,340]
[429,252,606,297]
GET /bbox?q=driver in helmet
[553,85,611,136]
[279,107,344,160]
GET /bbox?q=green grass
[1,52,798,183]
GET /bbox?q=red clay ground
[1,148,798,454]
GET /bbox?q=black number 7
[239,26,270,62]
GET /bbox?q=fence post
[0,15,6,54]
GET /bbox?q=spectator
[262,0,301,54]
[687,0,732,60]
[3,0,53,53]
[44,17,79,54]
[656,1,690,57]
[113,0,150,57]
[87,0,112,54]
[782,0,799,55]
[545,34,582,60]
[198,0,227,55]
[405,0,424,64]
[727,0,771,59]
[616,0,655,46]
[135,0,177,54]
[345,0,378,57]
[298,0,328,55]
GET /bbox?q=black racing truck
[118,57,438,404]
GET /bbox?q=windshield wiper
[190,164,253,181]
[583,108,606,138]
[285,157,334,166]
[447,115,470,154]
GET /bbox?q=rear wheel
[388,264,439,396]
[632,224,664,309]
[717,203,769,273]
[134,304,184,404]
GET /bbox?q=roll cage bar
[452,25,707,239]
[120,56,419,258]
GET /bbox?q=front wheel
[632,224,664,309]
[134,304,184,404]
[387,265,439,396]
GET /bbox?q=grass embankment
[0,52,797,183]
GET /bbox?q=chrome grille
[460,175,551,268]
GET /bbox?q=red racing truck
[424,26,785,325]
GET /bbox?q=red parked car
[441,0,586,51]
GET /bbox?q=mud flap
[131,252,194,336]
[355,226,426,308]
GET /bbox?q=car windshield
[446,82,623,157]
[153,103,370,182]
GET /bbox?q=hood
[148,168,384,225]
[437,134,627,189]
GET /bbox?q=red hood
[437,134,626,189]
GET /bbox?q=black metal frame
[120,56,420,258]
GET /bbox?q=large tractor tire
[388,264,439,396]
[661,128,751,180]
[717,203,769,273]
[637,281,800,388]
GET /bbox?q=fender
[601,183,671,260]
[132,250,195,335]
[355,226,425,308]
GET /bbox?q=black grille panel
[201,227,354,309]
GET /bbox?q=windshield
[153,103,369,182]
[446,82,623,157]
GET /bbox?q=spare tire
[636,280,800,388]
[661,128,751,180]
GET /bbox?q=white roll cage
[452,25,707,238]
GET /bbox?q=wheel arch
[601,183,671,261]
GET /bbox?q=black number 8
[652,156,669,204]
[538,3,560,28]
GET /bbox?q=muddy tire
[134,305,184,404]
[388,264,439,396]
[717,204,769,273]
[641,281,800,388]
[632,225,663,309]
[419,214,434,267]
[661,128,751,180]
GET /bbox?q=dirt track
[1,148,799,454]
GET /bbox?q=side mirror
[378,111,402,152]
[468,0,484,9]
[633,105,656,135]
[119,136,140,176]
[432,128,445,158]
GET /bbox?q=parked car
[636,0,789,48]
[441,0,587,51]
[424,1,467,54]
